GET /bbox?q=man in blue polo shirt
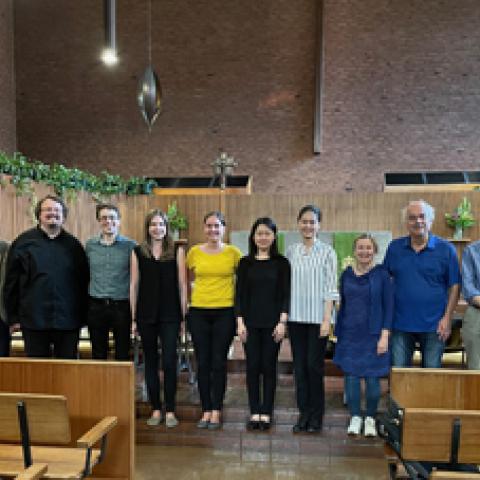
[384,200,461,368]
[86,203,136,360]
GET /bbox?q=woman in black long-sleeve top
[236,217,291,431]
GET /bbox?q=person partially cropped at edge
[383,200,460,368]
[461,239,480,369]
[0,240,11,357]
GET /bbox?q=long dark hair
[140,209,175,260]
[248,217,280,258]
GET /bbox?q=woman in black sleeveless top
[130,209,187,427]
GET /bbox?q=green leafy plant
[0,151,157,199]
[166,201,188,232]
[445,197,475,229]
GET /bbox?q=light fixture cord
[147,0,152,66]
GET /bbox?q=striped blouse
[286,240,338,324]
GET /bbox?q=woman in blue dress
[334,234,393,437]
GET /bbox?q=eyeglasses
[41,207,63,214]
[407,214,426,222]
[99,215,118,222]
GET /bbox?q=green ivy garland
[0,151,157,198]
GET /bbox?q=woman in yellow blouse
[186,211,241,430]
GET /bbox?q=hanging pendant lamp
[137,0,162,130]
[101,0,118,65]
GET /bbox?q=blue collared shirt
[383,234,461,332]
[85,234,136,300]
[462,240,480,303]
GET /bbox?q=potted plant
[445,197,475,240]
[166,201,188,240]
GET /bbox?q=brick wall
[321,0,480,192]
[13,0,480,193]
[0,0,16,153]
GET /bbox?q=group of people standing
[0,195,474,437]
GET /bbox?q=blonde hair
[353,233,378,254]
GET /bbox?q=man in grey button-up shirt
[461,240,480,369]
[85,203,136,360]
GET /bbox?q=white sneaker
[364,416,377,437]
[347,415,362,435]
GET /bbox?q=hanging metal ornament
[137,0,162,129]
[138,66,162,129]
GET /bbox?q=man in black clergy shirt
[3,195,89,358]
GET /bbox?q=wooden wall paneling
[0,185,15,241]
[225,195,276,233]
[177,195,222,244]
[0,358,134,480]
[64,190,102,243]
[2,188,480,246]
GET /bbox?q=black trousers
[138,321,180,412]
[22,328,79,359]
[0,319,10,357]
[243,326,281,416]
[288,322,328,421]
[188,307,235,412]
[87,298,131,360]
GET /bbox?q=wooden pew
[15,464,48,480]
[429,472,480,479]
[0,358,135,480]
[0,392,117,479]
[382,368,480,479]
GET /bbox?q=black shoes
[259,419,271,431]
[292,413,309,433]
[247,416,272,431]
[292,413,322,433]
[307,417,322,433]
[246,419,260,431]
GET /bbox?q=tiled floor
[135,338,391,478]
[135,445,389,480]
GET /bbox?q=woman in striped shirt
[286,205,337,433]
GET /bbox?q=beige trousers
[462,305,480,370]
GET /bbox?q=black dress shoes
[292,413,309,433]
[307,417,322,433]
[259,419,271,431]
[246,419,260,431]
